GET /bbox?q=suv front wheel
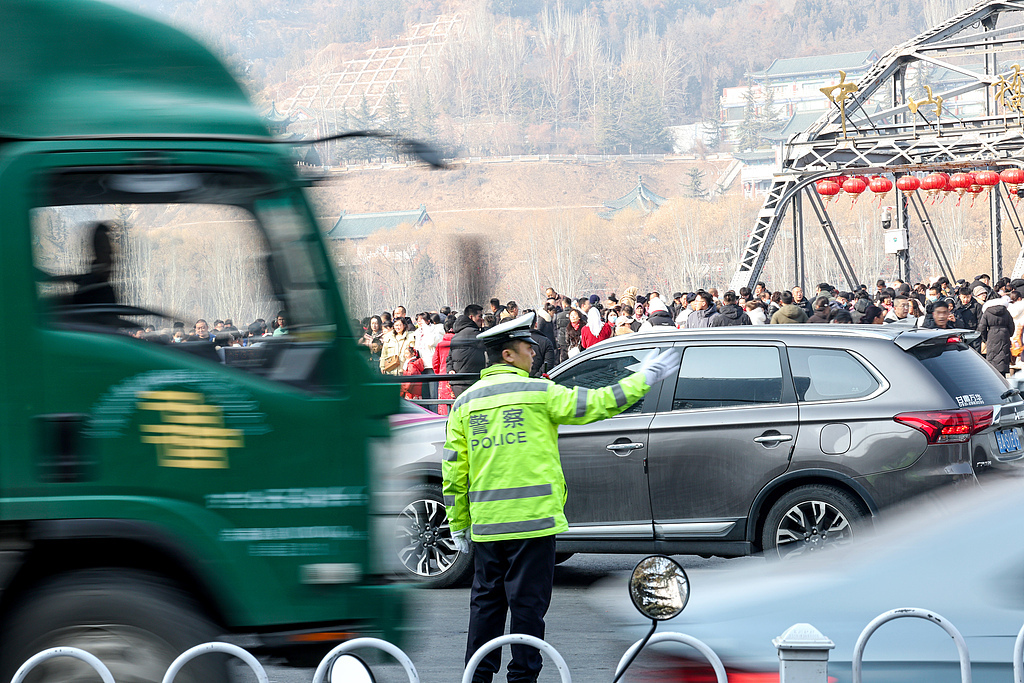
[761,484,865,559]
[395,484,473,587]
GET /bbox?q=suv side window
[789,347,879,402]
[673,345,783,410]
[554,348,664,415]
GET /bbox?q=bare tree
[537,0,578,133]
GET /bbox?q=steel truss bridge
[729,0,1024,292]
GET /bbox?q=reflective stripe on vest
[453,382,548,412]
[442,448,458,462]
[473,517,556,536]
[612,382,627,407]
[444,494,456,506]
[468,483,552,503]
[575,388,589,417]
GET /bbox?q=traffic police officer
[442,312,679,683]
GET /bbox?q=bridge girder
[730,0,1024,291]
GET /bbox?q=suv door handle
[753,434,793,444]
[606,442,644,455]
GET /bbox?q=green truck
[0,1,404,680]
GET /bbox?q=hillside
[307,158,730,228]
[109,0,968,158]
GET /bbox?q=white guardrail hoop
[852,608,971,683]
[162,642,269,683]
[1013,621,1024,683]
[614,632,728,683]
[10,646,116,683]
[462,634,572,683]
[312,637,420,683]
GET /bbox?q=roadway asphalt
[245,473,1024,683]
[254,553,747,683]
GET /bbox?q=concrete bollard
[773,623,835,683]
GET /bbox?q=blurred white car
[618,476,1024,683]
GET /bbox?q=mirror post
[772,624,835,683]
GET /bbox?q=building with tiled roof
[720,50,879,142]
[327,204,432,241]
[599,176,667,219]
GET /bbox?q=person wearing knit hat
[638,297,676,332]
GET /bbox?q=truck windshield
[32,169,334,378]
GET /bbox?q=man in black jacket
[554,297,572,353]
[710,291,751,326]
[953,286,983,351]
[529,312,557,377]
[447,304,486,397]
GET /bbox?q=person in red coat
[400,347,425,400]
[581,307,612,349]
[432,318,456,414]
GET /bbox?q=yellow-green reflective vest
[442,364,651,542]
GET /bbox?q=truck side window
[31,169,335,389]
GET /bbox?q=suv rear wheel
[0,569,226,683]
[761,484,865,559]
[395,483,473,587]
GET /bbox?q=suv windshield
[911,344,1008,407]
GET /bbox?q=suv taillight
[894,407,993,444]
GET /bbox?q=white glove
[638,348,680,386]
[450,528,470,553]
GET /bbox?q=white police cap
[477,312,538,348]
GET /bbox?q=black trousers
[467,535,556,683]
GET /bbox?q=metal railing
[10,607,1024,683]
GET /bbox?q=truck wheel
[0,569,226,683]
[395,483,473,588]
[761,485,866,560]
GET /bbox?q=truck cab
[0,1,402,680]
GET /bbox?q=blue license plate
[996,428,1022,454]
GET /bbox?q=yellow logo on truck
[137,391,243,469]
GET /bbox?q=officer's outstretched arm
[546,348,681,425]
[441,417,471,533]
[546,372,651,425]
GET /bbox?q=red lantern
[816,179,841,203]
[1000,167,1024,188]
[966,171,980,193]
[869,176,892,203]
[921,173,945,192]
[975,170,1000,188]
[920,173,947,204]
[842,176,867,204]
[896,175,921,198]
[949,172,972,199]
[1001,168,1024,201]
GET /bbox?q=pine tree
[737,86,761,151]
[686,167,707,200]
[618,81,671,153]
[759,83,780,137]
[701,118,721,152]
[381,87,408,161]
[348,96,381,162]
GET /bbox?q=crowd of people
[126,311,292,345]
[355,275,1024,406]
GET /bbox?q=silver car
[622,475,1024,683]
[390,326,1018,586]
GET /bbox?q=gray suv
[392,325,1018,586]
